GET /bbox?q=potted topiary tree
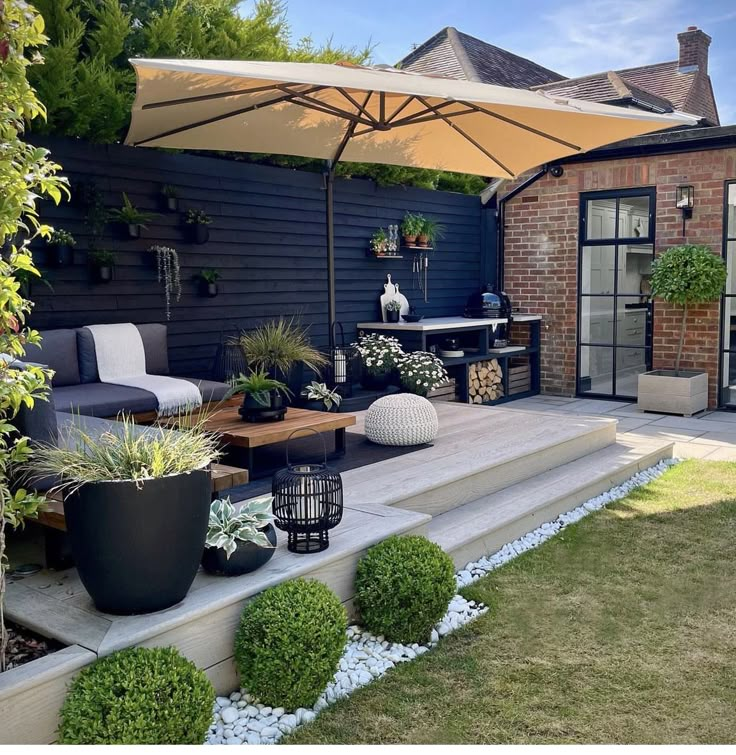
[638,244,727,416]
[31,415,219,614]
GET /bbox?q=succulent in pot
[87,248,115,283]
[238,317,328,403]
[230,369,293,422]
[400,212,425,245]
[185,208,212,244]
[385,298,402,323]
[301,381,342,412]
[110,192,159,239]
[352,333,405,390]
[161,184,179,212]
[47,228,76,267]
[202,495,277,576]
[30,414,220,614]
[196,268,220,297]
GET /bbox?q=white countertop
[357,314,542,332]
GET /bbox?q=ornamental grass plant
[239,317,328,375]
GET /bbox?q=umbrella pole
[325,161,336,345]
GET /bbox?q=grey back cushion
[76,323,169,382]
[23,329,80,386]
[13,366,58,445]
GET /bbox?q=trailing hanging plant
[650,245,727,375]
[0,0,69,671]
[149,245,181,320]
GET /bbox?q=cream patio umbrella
[125,59,696,323]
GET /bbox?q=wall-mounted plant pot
[63,469,211,614]
[190,224,209,244]
[386,309,401,323]
[161,196,179,212]
[201,524,277,576]
[200,282,218,298]
[1,237,14,262]
[48,244,74,268]
[416,234,429,247]
[637,369,708,416]
[124,223,142,239]
[93,265,114,283]
[239,391,287,422]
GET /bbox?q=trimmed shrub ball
[58,647,214,744]
[234,578,347,710]
[355,535,456,644]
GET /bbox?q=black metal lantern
[214,333,247,383]
[326,322,359,398]
[676,185,694,236]
[272,430,343,553]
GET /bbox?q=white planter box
[637,370,708,416]
[0,645,95,744]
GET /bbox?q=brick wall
[502,147,736,407]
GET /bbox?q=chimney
[677,26,711,74]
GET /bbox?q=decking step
[344,406,618,516]
[428,438,674,569]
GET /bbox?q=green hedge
[58,647,214,744]
[355,535,456,644]
[235,578,347,709]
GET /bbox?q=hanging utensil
[424,253,429,303]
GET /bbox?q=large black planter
[63,469,211,615]
[360,368,393,391]
[272,363,304,405]
[201,524,277,576]
[239,391,286,422]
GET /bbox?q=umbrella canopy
[125,59,695,179]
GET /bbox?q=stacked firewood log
[468,359,504,403]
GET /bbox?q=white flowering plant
[352,333,405,376]
[396,351,448,396]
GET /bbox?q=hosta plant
[397,351,448,396]
[206,495,275,558]
[301,381,342,411]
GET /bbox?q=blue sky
[255,0,736,124]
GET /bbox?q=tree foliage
[0,0,68,670]
[29,0,486,193]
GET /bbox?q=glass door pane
[580,345,613,395]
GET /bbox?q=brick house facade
[500,128,736,408]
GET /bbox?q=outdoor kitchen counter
[357,314,542,332]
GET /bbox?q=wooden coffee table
[204,406,357,474]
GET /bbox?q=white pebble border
[207,458,678,745]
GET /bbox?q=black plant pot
[201,524,277,576]
[94,265,114,283]
[361,368,392,391]
[127,223,141,239]
[200,281,218,298]
[63,469,211,615]
[48,244,74,268]
[191,224,209,244]
[386,309,401,323]
[162,196,178,212]
[272,363,304,405]
[239,391,286,422]
[302,399,337,412]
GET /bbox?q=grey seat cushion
[76,323,170,382]
[52,383,159,417]
[178,378,231,403]
[23,329,80,386]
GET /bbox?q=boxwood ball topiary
[58,647,214,744]
[234,578,347,709]
[355,535,456,644]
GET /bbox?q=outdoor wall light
[676,184,694,236]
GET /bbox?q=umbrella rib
[141,82,292,110]
[332,91,374,164]
[283,91,377,127]
[335,88,379,124]
[457,100,582,151]
[415,96,515,178]
[131,85,327,146]
[385,95,416,123]
[389,99,464,127]
[350,108,478,138]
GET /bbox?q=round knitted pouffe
[364,393,439,446]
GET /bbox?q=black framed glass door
[577,188,655,399]
[720,181,736,406]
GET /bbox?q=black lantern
[326,322,359,398]
[676,185,694,236]
[272,430,343,553]
[214,333,247,383]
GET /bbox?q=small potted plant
[400,212,424,246]
[47,228,76,267]
[370,227,389,257]
[396,351,448,397]
[202,495,277,577]
[352,333,405,390]
[417,216,445,248]
[110,192,159,239]
[161,184,179,212]
[638,244,727,416]
[385,298,402,323]
[185,208,212,244]
[301,381,342,412]
[148,245,181,320]
[196,268,220,297]
[88,248,115,283]
[230,370,293,422]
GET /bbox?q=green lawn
[286,460,736,745]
